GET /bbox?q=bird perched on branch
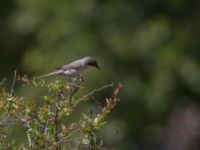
[37,56,100,80]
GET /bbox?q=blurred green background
[1,0,200,149]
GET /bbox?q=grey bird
[37,56,100,79]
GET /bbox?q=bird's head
[84,57,101,70]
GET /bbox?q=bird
[36,56,100,80]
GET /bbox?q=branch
[71,82,114,109]
[0,78,6,86]
[82,82,114,100]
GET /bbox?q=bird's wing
[58,61,82,70]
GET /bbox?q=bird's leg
[76,73,85,82]
[67,83,84,104]
[69,84,80,106]
[79,75,85,82]
[71,74,84,82]
[68,74,84,105]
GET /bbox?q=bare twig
[67,82,84,89]
[0,78,6,86]
[10,70,17,96]
[71,82,114,109]
[82,82,114,100]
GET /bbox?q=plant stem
[54,86,63,150]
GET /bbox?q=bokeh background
[1,0,200,149]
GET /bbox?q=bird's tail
[36,70,63,79]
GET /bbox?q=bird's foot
[80,76,85,82]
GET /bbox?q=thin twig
[0,78,6,86]
[71,82,114,108]
[67,82,84,89]
[10,70,17,96]
[82,82,114,100]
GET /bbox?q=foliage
[0,76,121,150]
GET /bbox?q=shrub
[0,75,121,150]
